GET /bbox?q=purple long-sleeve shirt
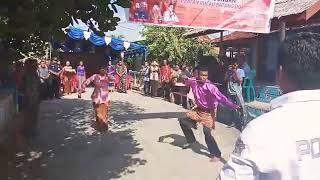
[77,65,86,77]
[107,65,115,75]
[185,78,239,110]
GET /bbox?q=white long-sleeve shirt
[218,90,320,180]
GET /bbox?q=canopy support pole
[280,22,286,42]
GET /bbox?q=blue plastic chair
[246,85,283,119]
[256,86,283,103]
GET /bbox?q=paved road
[8,89,239,180]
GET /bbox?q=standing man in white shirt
[218,32,320,180]
[141,61,151,96]
[237,55,251,78]
[225,61,246,130]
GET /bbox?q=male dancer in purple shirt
[179,67,241,162]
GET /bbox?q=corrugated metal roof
[212,32,258,43]
[183,29,221,38]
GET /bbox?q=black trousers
[143,81,150,95]
[49,75,60,98]
[161,82,171,99]
[40,79,49,100]
[150,80,159,97]
[179,118,221,158]
[229,94,243,129]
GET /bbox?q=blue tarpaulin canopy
[54,18,147,60]
[64,27,146,52]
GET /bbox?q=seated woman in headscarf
[82,67,114,131]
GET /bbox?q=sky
[70,6,144,42]
[104,22,145,42]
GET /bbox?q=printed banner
[128,0,275,33]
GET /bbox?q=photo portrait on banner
[128,0,275,33]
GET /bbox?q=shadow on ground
[110,101,236,126]
[110,101,235,125]
[7,95,236,180]
[158,134,210,157]
[109,100,187,128]
[8,98,147,180]
[158,134,227,164]
[110,94,236,127]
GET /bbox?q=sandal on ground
[210,156,221,162]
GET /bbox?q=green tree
[111,34,125,39]
[142,26,214,65]
[0,0,131,61]
[125,57,135,69]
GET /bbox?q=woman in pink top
[82,68,114,131]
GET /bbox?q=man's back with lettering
[228,90,320,180]
[218,32,320,180]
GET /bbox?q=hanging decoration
[57,26,146,58]
[83,31,91,40]
[104,36,112,45]
[123,41,130,50]
[66,27,146,52]
[61,28,68,34]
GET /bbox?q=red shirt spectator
[160,60,172,83]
